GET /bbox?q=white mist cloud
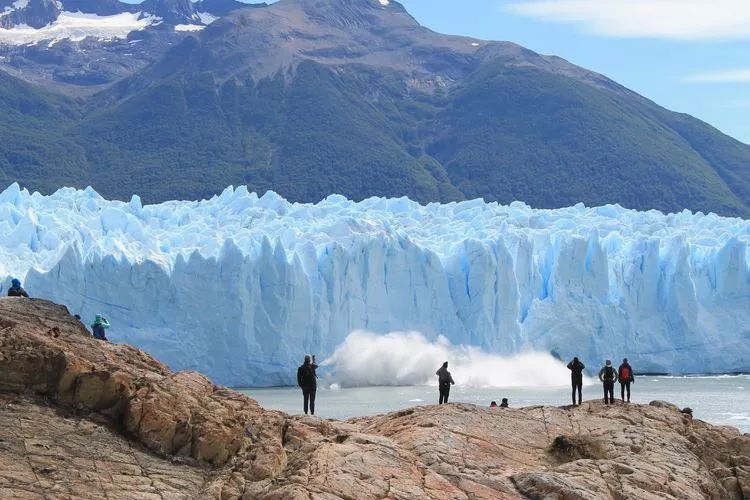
[683,69,750,83]
[323,330,576,388]
[506,0,750,41]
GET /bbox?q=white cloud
[683,69,750,83]
[506,0,750,41]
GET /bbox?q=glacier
[1,182,749,386]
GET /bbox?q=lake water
[240,375,750,433]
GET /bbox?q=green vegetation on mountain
[0,72,87,194]
[2,57,750,216]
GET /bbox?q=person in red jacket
[618,358,635,402]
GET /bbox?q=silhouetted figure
[490,401,498,408]
[297,355,318,415]
[598,360,618,404]
[7,278,29,298]
[567,357,585,405]
[618,358,635,402]
[499,398,509,408]
[91,314,110,341]
[436,362,455,404]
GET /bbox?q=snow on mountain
[0,11,158,44]
[0,0,241,45]
[174,23,204,31]
[1,182,749,386]
[196,11,217,24]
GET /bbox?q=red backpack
[620,365,631,380]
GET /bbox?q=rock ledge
[1,298,749,499]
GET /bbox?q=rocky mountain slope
[1,0,750,216]
[0,0,258,94]
[1,297,749,499]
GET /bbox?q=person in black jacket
[7,278,29,297]
[435,361,455,404]
[297,355,318,415]
[618,358,635,402]
[567,357,585,405]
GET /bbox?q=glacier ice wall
[1,182,749,386]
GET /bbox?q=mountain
[1,0,750,216]
[0,0,61,29]
[0,0,257,93]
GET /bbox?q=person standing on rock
[598,360,618,404]
[618,358,635,402]
[91,314,110,341]
[7,278,29,298]
[297,355,318,415]
[567,357,585,405]
[436,361,455,404]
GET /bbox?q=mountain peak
[266,0,414,31]
[140,0,197,24]
[0,0,61,29]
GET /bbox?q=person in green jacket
[91,314,110,341]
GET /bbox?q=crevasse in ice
[1,183,749,386]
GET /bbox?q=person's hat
[605,360,612,366]
[11,278,20,286]
[623,358,628,363]
[304,355,311,362]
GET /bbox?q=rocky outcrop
[0,0,61,30]
[1,297,749,499]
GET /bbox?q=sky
[125,0,750,144]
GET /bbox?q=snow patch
[0,11,159,45]
[174,24,205,32]
[196,11,218,25]
[379,0,389,5]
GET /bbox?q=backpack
[604,366,615,380]
[620,365,631,381]
[300,364,316,386]
[92,324,106,340]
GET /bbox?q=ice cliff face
[1,182,749,386]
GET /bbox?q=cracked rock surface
[1,298,749,499]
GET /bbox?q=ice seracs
[1,183,749,386]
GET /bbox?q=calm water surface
[240,375,750,433]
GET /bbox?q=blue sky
[126,0,749,144]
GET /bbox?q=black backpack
[300,364,316,385]
[605,366,615,380]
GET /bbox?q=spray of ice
[323,331,574,388]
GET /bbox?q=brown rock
[1,298,749,499]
